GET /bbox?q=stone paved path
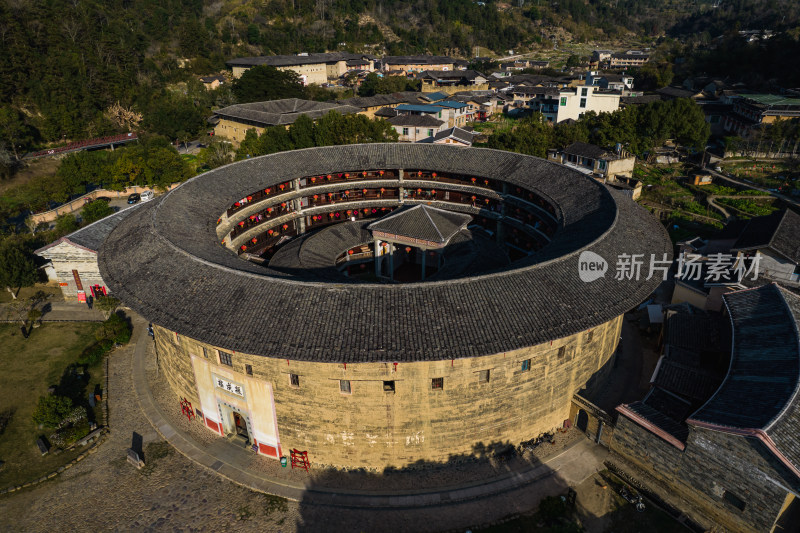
[0,315,608,532]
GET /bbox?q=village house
[199,74,226,90]
[381,55,455,74]
[526,85,621,123]
[723,94,800,138]
[418,70,489,94]
[337,92,423,119]
[612,284,800,533]
[547,142,636,180]
[35,205,145,301]
[213,99,361,143]
[226,52,376,85]
[386,114,446,142]
[608,51,649,69]
[416,126,475,146]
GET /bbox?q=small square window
[290,373,300,387]
[219,351,233,367]
[558,346,566,358]
[586,331,594,343]
[521,359,531,372]
[723,490,746,511]
[431,377,444,390]
[195,408,203,419]
[340,380,351,394]
[479,369,490,383]
[383,380,395,392]
[245,364,253,376]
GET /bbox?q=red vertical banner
[72,270,83,291]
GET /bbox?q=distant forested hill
[0,0,798,149]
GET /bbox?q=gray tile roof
[337,92,421,109]
[367,205,471,244]
[98,144,671,363]
[731,209,800,264]
[689,284,800,473]
[215,99,361,127]
[35,203,145,255]
[383,56,454,65]
[227,52,372,68]
[387,115,444,128]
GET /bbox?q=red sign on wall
[77,291,86,302]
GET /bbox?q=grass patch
[0,284,62,305]
[264,493,288,515]
[717,197,778,217]
[0,322,103,488]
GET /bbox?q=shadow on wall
[290,439,574,533]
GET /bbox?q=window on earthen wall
[431,377,444,390]
[290,373,300,387]
[340,379,351,394]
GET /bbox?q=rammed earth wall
[154,314,622,469]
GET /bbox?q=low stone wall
[30,183,181,225]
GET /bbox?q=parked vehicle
[127,193,141,204]
[140,190,154,202]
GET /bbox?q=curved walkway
[132,319,608,509]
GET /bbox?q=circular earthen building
[99,144,670,468]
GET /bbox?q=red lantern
[268,207,273,213]
[471,178,476,184]
[311,177,316,183]
[234,202,240,207]
[216,218,221,225]
[431,189,436,195]
[313,194,319,200]
[471,196,477,201]
[268,229,274,235]
[417,188,422,193]
[327,174,332,179]
[363,189,367,194]
[281,202,286,208]
[282,224,289,230]
[432,172,437,178]
[238,221,245,227]
[379,170,384,175]
[381,188,385,193]
[363,209,368,213]
[328,192,333,197]
[251,238,258,244]
[247,195,253,201]
[347,210,352,215]
[240,245,247,251]
[280,184,285,190]
[405,247,412,253]
[329,212,334,218]
[485,198,490,204]
[348,250,354,255]
[362,171,367,176]
[484,180,489,186]
[265,188,271,194]
[221,240,225,245]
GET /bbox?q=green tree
[357,74,419,97]
[199,141,234,169]
[0,106,35,160]
[54,214,80,236]
[81,200,114,224]
[32,395,73,428]
[0,239,38,299]
[232,66,305,103]
[144,96,206,140]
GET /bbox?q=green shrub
[78,339,113,366]
[32,395,73,428]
